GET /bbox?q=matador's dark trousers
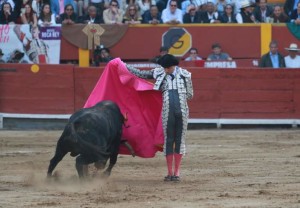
[165,90,183,155]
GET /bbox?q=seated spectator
[219,3,237,23]
[181,0,192,15]
[74,0,89,17]
[259,40,285,68]
[51,0,76,20]
[0,0,15,12]
[267,5,290,23]
[150,46,169,63]
[183,4,201,23]
[38,3,57,26]
[21,3,38,26]
[56,4,78,24]
[103,0,123,24]
[121,0,139,14]
[184,47,202,61]
[0,48,5,63]
[215,0,231,15]
[284,43,300,68]
[137,0,156,16]
[0,2,16,24]
[32,0,47,18]
[290,2,300,25]
[122,4,142,24]
[161,0,183,24]
[199,2,220,23]
[207,43,232,61]
[253,0,273,23]
[19,0,33,15]
[284,0,297,16]
[89,0,109,16]
[236,0,257,23]
[94,45,113,66]
[80,5,104,23]
[142,5,162,24]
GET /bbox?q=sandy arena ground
[0,129,299,208]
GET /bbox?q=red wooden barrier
[1,64,300,119]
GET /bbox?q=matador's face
[164,66,175,75]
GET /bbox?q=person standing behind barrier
[150,46,169,63]
[284,43,300,68]
[161,0,183,24]
[184,47,202,61]
[126,54,194,182]
[207,43,232,61]
[103,0,123,24]
[259,40,286,68]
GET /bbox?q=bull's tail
[47,138,68,177]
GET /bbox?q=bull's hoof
[102,171,111,178]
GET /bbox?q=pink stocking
[174,153,183,176]
[166,154,173,176]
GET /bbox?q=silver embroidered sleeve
[126,64,154,79]
[186,76,193,100]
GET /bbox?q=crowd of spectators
[0,0,300,25]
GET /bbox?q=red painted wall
[1,64,300,119]
[60,25,300,61]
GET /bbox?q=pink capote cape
[84,58,164,158]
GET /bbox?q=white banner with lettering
[0,24,61,64]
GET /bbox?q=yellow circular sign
[31,64,39,73]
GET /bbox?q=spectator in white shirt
[161,0,183,24]
[284,43,300,68]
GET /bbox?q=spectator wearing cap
[284,43,300,68]
[142,5,162,24]
[161,0,183,24]
[259,40,285,68]
[207,43,232,61]
[183,4,201,23]
[150,46,169,63]
[290,1,300,25]
[126,54,193,182]
[236,0,257,23]
[0,48,5,63]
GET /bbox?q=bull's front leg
[47,147,67,177]
[103,152,118,177]
[75,156,89,178]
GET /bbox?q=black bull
[47,100,134,178]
